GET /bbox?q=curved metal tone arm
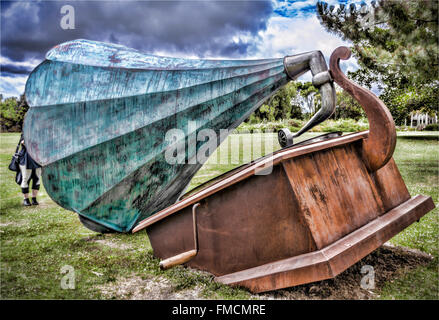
[329,47,396,172]
[283,51,336,138]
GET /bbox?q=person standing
[18,134,42,206]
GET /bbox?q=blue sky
[0,0,362,98]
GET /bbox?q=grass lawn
[0,131,437,299]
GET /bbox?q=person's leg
[31,168,41,205]
[19,165,31,206]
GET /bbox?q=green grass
[378,132,439,300]
[0,132,437,299]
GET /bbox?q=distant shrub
[0,94,29,132]
[287,119,302,127]
[424,123,439,131]
[397,125,418,131]
[235,118,370,134]
[318,118,369,132]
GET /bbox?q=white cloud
[0,3,362,97]
[0,56,39,98]
[251,14,359,81]
[0,56,41,98]
[254,15,345,57]
[0,74,27,98]
[0,56,40,70]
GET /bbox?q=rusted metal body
[133,47,435,293]
[329,47,396,172]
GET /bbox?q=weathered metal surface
[131,46,435,292]
[216,195,435,292]
[329,47,396,172]
[136,133,434,292]
[132,131,370,232]
[24,40,290,232]
[135,136,409,269]
[145,164,318,276]
[159,202,200,270]
[23,40,337,232]
[284,51,336,138]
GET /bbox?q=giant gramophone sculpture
[24,40,434,292]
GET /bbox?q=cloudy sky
[1,0,363,98]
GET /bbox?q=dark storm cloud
[1,64,33,75]
[1,0,273,69]
[219,40,251,57]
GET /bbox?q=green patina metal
[24,39,288,232]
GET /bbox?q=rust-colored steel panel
[147,165,318,276]
[135,130,435,292]
[369,158,411,212]
[281,142,386,249]
[216,195,435,293]
[133,131,369,232]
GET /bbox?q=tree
[296,82,320,116]
[334,89,365,120]
[249,81,303,122]
[317,0,438,85]
[0,94,29,132]
[317,0,438,124]
[379,83,438,124]
[267,86,293,120]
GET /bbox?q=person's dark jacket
[18,134,41,170]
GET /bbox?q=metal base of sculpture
[133,131,434,292]
[132,47,435,292]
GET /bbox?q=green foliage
[250,81,304,122]
[320,118,369,132]
[296,81,320,114]
[317,0,439,124]
[317,0,438,86]
[236,118,369,134]
[249,81,324,123]
[333,89,365,120]
[380,85,438,124]
[257,104,276,122]
[0,94,29,132]
[0,97,18,130]
[249,80,368,126]
[424,123,439,131]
